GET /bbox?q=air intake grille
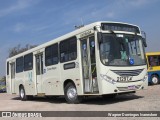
[111,69,144,76]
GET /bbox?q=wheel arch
[63,79,76,91]
[19,84,24,89]
[151,73,159,79]
[148,72,159,81]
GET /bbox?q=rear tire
[19,86,28,101]
[64,82,82,104]
[151,75,159,85]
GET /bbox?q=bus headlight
[100,74,116,84]
[142,74,148,82]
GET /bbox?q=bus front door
[35,53,43,93]
[81,36,99,93]
[10,62,15,93]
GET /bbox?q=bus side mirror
[141,31,147,47]
[97,32,103,44]
[142,38,147,47]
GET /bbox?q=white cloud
[128,0,149,7]
[63,0,158,25]
[13,23,26,32]
[0,0,38,17]
[13,22,52,33]
[34,24,54,32]
[105,0,151,17]
[92,0,157,20]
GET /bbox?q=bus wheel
[19,86,28,101]
[151,75,159,85]
[64,83,82,104]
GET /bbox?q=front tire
[151,75,159,85]
[64,83,82,104]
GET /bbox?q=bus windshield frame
[99,33,146,66]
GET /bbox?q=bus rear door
[35,53,44,93]
[10,62,15,93]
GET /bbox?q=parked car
[0,87,6,93]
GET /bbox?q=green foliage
[0,76,6,82]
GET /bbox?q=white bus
[6,21,148,103]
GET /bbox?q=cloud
[13,22,53,33]
[0,0,38,17]
[13,23,26,32]
[104,0,151,17]
[128,0,150,7]
[63,0,158,26]
[34,24,54,32]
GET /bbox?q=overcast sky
[0,0,160,76]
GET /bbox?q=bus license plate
[117,76,133,82]
[128,85,136,90]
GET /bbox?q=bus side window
[24,53,33,71]
[148,56,154,66]
[16,56,24,73]
[45,43,58,66]
[148,56,159,66]
[60,36,77,63]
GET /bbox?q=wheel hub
[152,77,158,84]
[67,87,77,100]
[20,89,24,98]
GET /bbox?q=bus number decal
[117,76,133,82]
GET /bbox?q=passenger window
[45,43,58,66]
[148,55,160,66]
[24,53,33,71]
[60,37,77,63]
[16,56,24,73]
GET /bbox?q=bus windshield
[100,34,146,66]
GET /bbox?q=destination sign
[80,29,94,38]
[101,23,140,33]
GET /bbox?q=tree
[0,76,6,85]
[8,44,37,58]
[0,76,6,81]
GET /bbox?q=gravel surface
[0,85,160,120]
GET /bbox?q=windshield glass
[100,34,146,66]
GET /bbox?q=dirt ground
[0,85,160,120]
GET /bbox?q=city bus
[146,52,160,85]
[6,21,148,103]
